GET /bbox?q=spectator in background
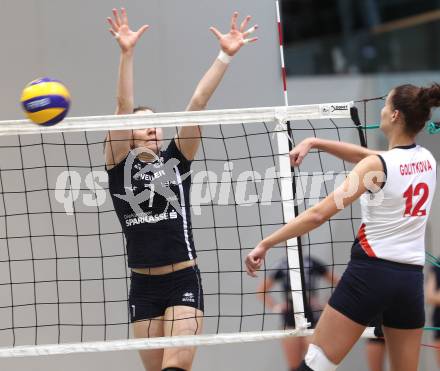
[257,255,339,371]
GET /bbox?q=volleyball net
[0,102,371,357]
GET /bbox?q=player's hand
[245,242,267,277]
[107,8,149,53]
[209,12,258,56]
[289,138,315,167]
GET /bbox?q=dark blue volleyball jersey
[107,139,196,268]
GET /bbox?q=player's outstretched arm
[290,137,381,167]
[105,8,149,168]
[176,12,258,161]
[246,155,384,277]
[109,7,149,115]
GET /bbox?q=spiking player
[247,83,438,371]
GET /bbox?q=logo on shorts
[182,292,195,303]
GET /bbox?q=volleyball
[20,77,71,126]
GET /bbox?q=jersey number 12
[403,182,429,217]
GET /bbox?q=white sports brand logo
[182,292,195,303]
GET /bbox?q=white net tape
[0,103,354,135]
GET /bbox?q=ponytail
[392,83,440,135]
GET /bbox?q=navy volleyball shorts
[129,265,204,322]
[329,258,424,329]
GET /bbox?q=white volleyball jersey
[355,144,436,266]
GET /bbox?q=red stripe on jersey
[358,223,376,257]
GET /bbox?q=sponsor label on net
[319,103,350,117]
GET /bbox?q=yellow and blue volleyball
[20,78,71,126]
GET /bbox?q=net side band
[0,102,354,136]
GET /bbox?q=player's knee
[299,343,338,371]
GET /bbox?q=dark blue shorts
[329,258,424,329]
[129,265,204,322]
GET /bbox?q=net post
[275,117,308,331]
[274,1,309,331]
